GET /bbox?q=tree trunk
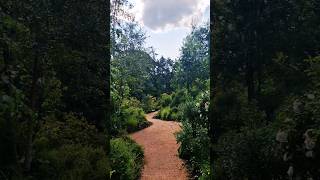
[246,61,255,102]
[24,50,39,172]
[2,42,19,168]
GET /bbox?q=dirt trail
[130,111,188,180]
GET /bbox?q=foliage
[170,89,190,108]
[33,144,109,180]
[172,24,209,89]
[271,57,320,178]
[213,127,280,180]
[156,107,173,120]
[35,113,106,149]
[110,137,144,180]
[31,114,109,180]
[211,0,320,178]
[124,107,150,133]
[156,90,193,121]
[0,0,110,178]
[141,95,159,113]
[209,55,320,179]
[155,90,184,121]
[159,93,172,108]
[111,50,154,100]
[149,57,174,96]
[176,91,210,179]
[111,97,151,135]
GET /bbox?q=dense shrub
[170,89,189,108]
[36,113,106,148]
[111,97,151,135]
[110,137,144,180]
[176,91,210,179]
[156,91,192,121]
[121,97,142,109]
[157,106,171,120]
[29,113,110,180]
[141,95,159,113]
[176,120,210,179]
[33,145,109,180]
[159,93,172,107]
[213,127,280,180]
[273,91,320,178]
[123,107,151,133]
[156,106,181,121]
[210,56,320,179]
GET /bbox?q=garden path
[130,111,188,180]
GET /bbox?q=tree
[0,0,111,177]
[112,50,154,100]
[211,0,320,178]
[148,56,174,96]
[173,23,209,89]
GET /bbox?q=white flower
[304,129,316,150]
[204,102,209,111]
[283,153,288,161]
[293,100,302,113]
[305,150,314,158]
[287,166,294,178]
[283,153,291,161]
[276,130,288,143]
[307,94,315,99]
[284,118,292,123]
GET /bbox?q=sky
[128,0,210,60]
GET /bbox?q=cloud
[131,0,209,31]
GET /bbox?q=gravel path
[130,111,188,180]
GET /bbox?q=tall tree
[0,0,110,177]
[173,23,209,89]
[211,0,320,178]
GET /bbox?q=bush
[156,90,193,121]
[30,113,110,180]
[35,113,106,148]
[170,89,190,108]
[126,117,138,131]
[121,97,142,109]
[34,145,110,180]
[142,95,159,113]
[159,106,171,120]
[176,115,210,179]
[176,91,210,179]
[213,127,280,180]
[156,106,180,121]
[123,107,151,133]
[272,90,320,179]
[110,137,144,180]
[159,93,172,107]
[111,98,151,135]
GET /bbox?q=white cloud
[130,0,209,32]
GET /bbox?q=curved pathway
[130,112,188,180]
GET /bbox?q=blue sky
[128,0,210,59]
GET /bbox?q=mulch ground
[130,112,188,180]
